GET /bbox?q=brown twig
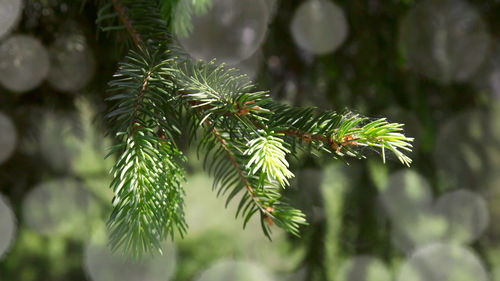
[130,70,151,125]
[210,126,256,198]
[280,129,328,143]
[190,105,258,199]
[110,0,149,128]
[111,0,143,48]
[279,129,358,152]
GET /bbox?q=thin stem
[280,129,328,143]
[131,70,152,124]
[209,125,271,216]
[280,129,356,151]
[210,126,256,198]
[191,105,262,205]
[111,0,144,48]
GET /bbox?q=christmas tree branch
[100,0,412,256]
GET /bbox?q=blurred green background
[0,0,500,280]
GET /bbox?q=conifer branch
[100,0,413,256]
[106,48,187,257]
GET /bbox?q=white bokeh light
[485,173,500,240]
[281,267,307,281]
[490,70,500,100]
[435,189,489,245]
[234,50,263,81]
[493,267,500,281]
[0,112,17,165]
[0,0,22,39]
[399,0,490,84]
[0,35,50,93]
[290,0,348,55]
[0,194,17,259]
[195,260,275,281]
[433,109,500,189]
[175,0,270,65]
[265,0,279,22]
[335,256,391,281]
[389,211,448,253]
[379,169,433,224]
[22,111,80,173]
[48,34,95,92]
[380,170,449,252]
[470,42,500,100]
[396,243,488,281]
[491,102,500,145]
[84,230,177,281]
[22,178,99,238]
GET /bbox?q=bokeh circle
[0,112,17,165]
[0,0,23,39]
[291,0,348,55]
[0,194,17,259]
[23,178,100,238]
[396,243,488,281]
[435,189,489,244]
[175,0,270,65]
[399,0,490,84]
[195,260,275,281]
[84,230,178,281]
[48,34,95,92]
[335,256,391,281]
[0,35,50,93]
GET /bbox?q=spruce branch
[100,0,413,256]
[106,47,187,257]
